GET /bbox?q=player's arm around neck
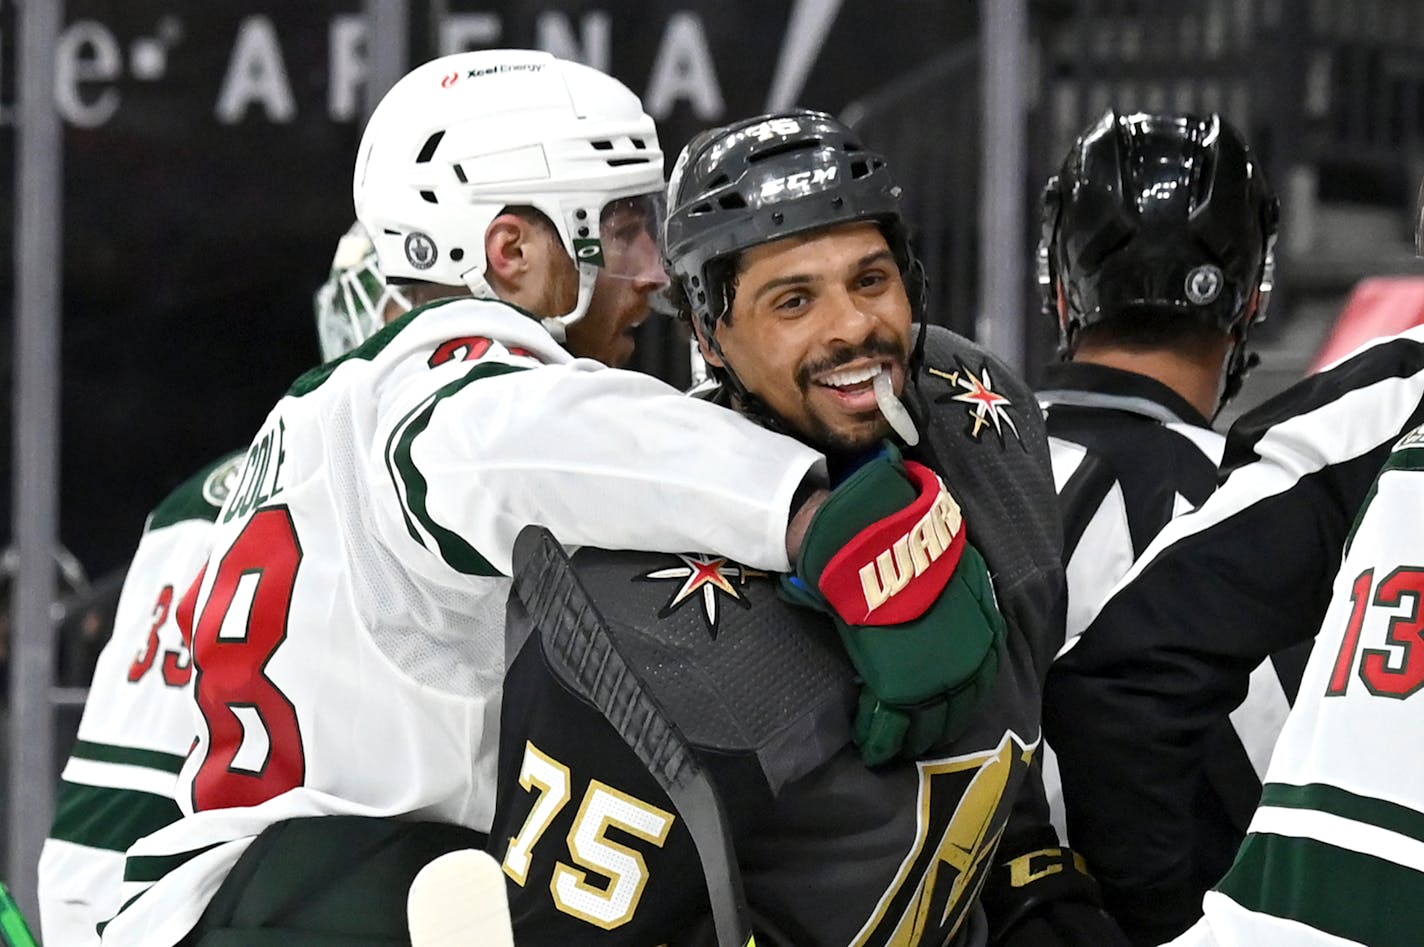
[369,319,828,578]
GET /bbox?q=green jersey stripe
[386,392,442,548]
[50,781,182,852]
[123,841,227,884]
[97,889,152,938]
[71,739,187,774]
[386,362,529,576]
[1260,782,1424,847]
[1345,442,1424,553]
[1218,831,1424,947]
[287,296,536,397]
[286,301,446,398]
[147,450,246,531]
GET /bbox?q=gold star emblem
[929,363,1020,442]
[638,554,763,637]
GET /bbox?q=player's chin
[817,411,891,454]
[605,335,637,368]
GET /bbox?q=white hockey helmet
[352,49,666,337]
[312,221,413,362]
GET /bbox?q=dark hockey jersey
[489,326,1065,946]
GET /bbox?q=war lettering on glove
[816,462,967,625]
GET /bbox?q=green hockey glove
[781,445,1006,766]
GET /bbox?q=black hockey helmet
[664,109,924,345]
[1039,111,1279,402]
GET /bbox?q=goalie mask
[313,222,412,362]
[1038,110,1279,407]
[353,49,667,339]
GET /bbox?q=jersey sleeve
[40,450,243,947]
[490,611,714,945]
[373,339,825,581]
[1191,432,1424,947]
[1043,333,1424,944]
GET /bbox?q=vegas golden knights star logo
[637,554,768,638]
[852,732,1035,946]
[927,361,1022,444]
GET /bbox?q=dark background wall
[0,1,974,582]
[7,0,1424,589]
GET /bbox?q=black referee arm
[1043,476,1344,944]
[1043,335,1424,944]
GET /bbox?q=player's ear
[484,214,533,288]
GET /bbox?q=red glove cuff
[816,461,967,625]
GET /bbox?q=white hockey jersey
[38,451,242,947]
[1170,423,1424,947]
[98,298,823,946]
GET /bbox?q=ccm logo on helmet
[760,166,838,202]
[860,485,963,613]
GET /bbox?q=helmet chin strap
[704,331,796,438]
[540,262,599,345]
[462,261,598,347]
[1215,334,1259,419]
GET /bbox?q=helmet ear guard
[1036,174,1072,356]
[1416,176,1424,258]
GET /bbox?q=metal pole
[364,0,411,120]
[978,0,1029,374]
[9,0,64,923]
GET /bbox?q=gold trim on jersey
[851,732,1036,946]
[551,778,676,930]
[503,741,573,886]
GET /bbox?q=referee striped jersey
[1044,325,1424,945]
[1037,360,1227,855]
[1038,360,1224,647]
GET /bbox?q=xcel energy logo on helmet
[1185,264,1224,305]
[405,232,438,270]
[440,62,546,88]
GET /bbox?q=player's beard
[791,333,907,456]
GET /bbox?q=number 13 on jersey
[1327,566,1424,699]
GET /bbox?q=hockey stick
[407,849,515,947]
[513,526,757,947]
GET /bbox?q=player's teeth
[821,365,880,387]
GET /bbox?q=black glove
[996,900,1132,947]
[982,845,1131,947]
